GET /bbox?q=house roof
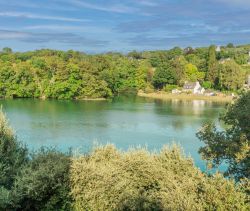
[183,82,197,89]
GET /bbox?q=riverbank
[138,91,233,102]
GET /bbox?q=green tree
[170,56,187,85]
[219,60,245,90]
[2,47,12,54]
[12,149,72,211]
[0,111,28,209]
[153,62,177,89]
[206,45,218,85]
[227,43,234,48]
[183,63,205,82]
[197,92,250,180]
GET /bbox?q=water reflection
[0,96,227,171]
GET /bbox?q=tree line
[0,44,250,100]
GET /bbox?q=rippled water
[0,96,227,171]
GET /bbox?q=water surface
[0,96,227,171]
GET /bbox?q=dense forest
[0,44,250,100]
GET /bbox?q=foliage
[164,84,178,92]
[219,60,246,91]
[0,110,28,210]
[197,91,250,180]
[70,145,248,211]
[153,62,176,88]
[0,50,149,99]
[184,63,205,82]
[0,111,72,210]
[12,149,72,211]
[206,45,219,86]
[202,81,213,89]
[0,44,249,98]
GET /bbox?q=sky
[0,0,250,53]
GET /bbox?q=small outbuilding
[183,81,205,94]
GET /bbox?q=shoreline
[138,91,233,102]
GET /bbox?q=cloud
[0,29,108,47]
[22,24,111,34]
[0,12,87,22]
[136,0,158,7]
[216,0,250,7]
[126,29,250,49]
[116,20,218,34]
[0,0,77,11]
[69,0,136,13]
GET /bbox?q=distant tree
[2,47,12,54]
[153,62,176,89]
[227,43,234,48]
[184,63,205,82]
[167,47,183,59]
[206,45,218,86]
[234,53,249,65]
[127,51,142,60]
[184,46,194,54]
[197,92,250,180]
[219,60,245,90]
[170,56,187,85]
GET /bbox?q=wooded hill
[0,43,249,99]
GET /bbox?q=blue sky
[0,0,250,53]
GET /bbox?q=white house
[183,82,205,94]
[248,51,250,65]
[216,46,221,52]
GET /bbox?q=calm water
[0,96,227,171]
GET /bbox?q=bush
[0,111,72,210]
[164,84,178,92]
[12,148,73,211]
[144,83,154,93]
[0,110,28,210]
[70,145,248,211]
[202,81,212,89]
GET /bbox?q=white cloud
[22,24,111,33]
[70,0,136,13]
[0,12,87,22]
[0,29,108,47]
[136,0,158,7]
[216,0,250,7]
[0,30,28,39]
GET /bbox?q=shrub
[164,84,178,92]
[144,83,154,93]
[0,110,72,210]
[70,145,248,211]
[0,110,28,210]
[202,81,212,89]
[12,148,73,211]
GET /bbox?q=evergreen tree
[206,45,218,86]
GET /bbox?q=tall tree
[197,92,250,180]
[153,62,177,89]
[219,60,245,91]
[206,45,218,86]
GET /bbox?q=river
[0,96,227,171]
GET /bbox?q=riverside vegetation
[0,92,249,210]
[0,44,250,100]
